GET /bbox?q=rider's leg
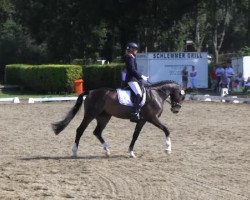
[128,81,142,122]
[128,81,142,96]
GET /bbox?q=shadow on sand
[20,154,129,161]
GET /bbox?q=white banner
[137,52,208,88]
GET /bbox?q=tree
[207,0,235,63]
[1,0,249,67]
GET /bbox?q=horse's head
[169,87,185,114]
[148,80,185,113]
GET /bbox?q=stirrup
[130,112,140,123]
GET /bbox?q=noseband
[171,101,182,108]
[158,88,182,108]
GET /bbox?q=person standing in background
[190,65,197,90]
[243,77,250,93]
[181,66,188,90]
[234,72,244,90]
[225,64,235,91]
[210,66,217,92]
[215,65,225,92]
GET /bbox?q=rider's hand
[141,75,148,81]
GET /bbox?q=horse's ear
[181,90,185,95]
[179,86,185,95]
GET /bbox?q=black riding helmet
[126,42,138,50]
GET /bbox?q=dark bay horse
[52,80,185,158]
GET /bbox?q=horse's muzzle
[171,107,179,113]
[171,103,182,113]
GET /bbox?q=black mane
[147,80,179,89]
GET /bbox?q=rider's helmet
[126,42,138,50]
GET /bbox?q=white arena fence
[0,97,20,103]
[0,96,86,104]
[0,95,249,104]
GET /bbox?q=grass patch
[228,89,250,97]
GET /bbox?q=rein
[123,80,182,108]
[145,81,178,107]
[158,88,172,105]
[148,81,181,107]
[158,88,182,108]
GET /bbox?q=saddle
[116,87,146,107]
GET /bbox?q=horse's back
[85,88,132,119]
[84,88,118,107]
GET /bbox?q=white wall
[232,56,250,81]
[137,52,208,88]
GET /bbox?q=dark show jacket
[124,53,142,83]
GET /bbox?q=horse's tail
[52,91,89,135]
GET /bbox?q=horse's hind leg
[94,112,111,156]
[72,117,93,157]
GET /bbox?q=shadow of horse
[20,154,129,161]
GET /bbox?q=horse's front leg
[165,136,171,154]
[129,121,146,158]
[149,117,172,154]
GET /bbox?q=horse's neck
[147,87,169,103]
[157,86,171,100]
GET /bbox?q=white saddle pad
[117,88,146,107]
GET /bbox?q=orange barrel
[73,79,84,94]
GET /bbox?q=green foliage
[0,17,48,83]
[0,0,15,24]
[0,0,249,78]
[71,59,84,65]
[238,46,250,56]
[83,63,124,90]
[5,64,82,93]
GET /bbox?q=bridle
[145,80,184,108]
[158,87,182,108]
[171,101,182,108]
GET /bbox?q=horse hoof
[72,143,78,157]
[72,151,77,158]
[165,149,172,154]
[130,151,137,158]
[105,149,111,157]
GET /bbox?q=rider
[124,42,148,122]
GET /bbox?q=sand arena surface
[0,101,249,200]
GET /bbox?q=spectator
[243,77,250,93]
[210,66,217,92]
[225,65,235,91]
[215,65,225,92]
[219,71,229,89]
[234,72,244,90]
[181,66,188,90]
[190,66,197,90]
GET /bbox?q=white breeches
[128,81,142,97]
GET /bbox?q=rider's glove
[141,75,148,81]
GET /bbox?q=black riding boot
[130,94,142,123]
